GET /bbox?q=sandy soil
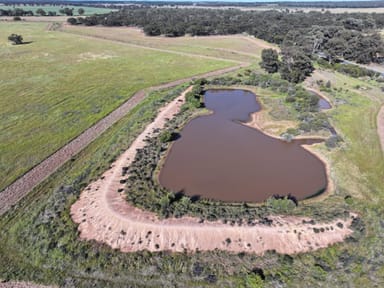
[71,86,355,254]
[378,105,384,154]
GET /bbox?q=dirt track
[71,86,354,254]
[0,63,247,216]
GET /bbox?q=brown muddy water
[159,89,327,202]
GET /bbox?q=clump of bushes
[318,59,381,79]
[325,135,343,148]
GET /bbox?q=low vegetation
[7,33,23,45]
[1,56,383,286]
[123,77,345,223]
[76,7,384,66]
[0,9,384,288]
[0,22,232,191]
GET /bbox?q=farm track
[0,62,247,216]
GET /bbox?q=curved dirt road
[71,86,355,254]
[0,63,247,216]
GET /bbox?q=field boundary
[61,26,244,64]
[0,63,247,216]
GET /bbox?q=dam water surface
[159,89,327,202]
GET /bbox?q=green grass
[1,64,384,286]
[1,19,384,287]
[64,25,275,63]
[0,84,271,287]
[0,4,115,16]
[0,22,233,191]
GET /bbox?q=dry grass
[63,25,277,63]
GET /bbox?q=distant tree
[8,34,23,45]
[279,48,314,83]
[143,24,161,36]
[78,8,85,15]
[260,49,280,73]
[67,17,77,25]
[36,8,46,16]
[59,7,73,16]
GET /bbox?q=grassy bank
[0,21,232,191]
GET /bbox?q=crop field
[64,25,277,63]
[0,4,115,15]
[0,21,234,191]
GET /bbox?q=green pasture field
[0,21,233,191]
[0,4,115,16]
[1,64,384,286]
[1,17,384,287]
[64,25,276,63]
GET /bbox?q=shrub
[8,33,23,45]
[160,130,173,143]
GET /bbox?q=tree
[8,34,23,45]
[67,17,77,25]
[279,48,314,83]
[78,8,85,16]
[59,7,73,16]
[260,49,280,73]
[36,8,46,16]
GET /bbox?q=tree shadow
[170,132,181,141]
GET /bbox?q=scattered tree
[59,7,74,16]
[36,8,46,16]
[67,17,77,25]
[260,49,280,73]
[78,8,85,16]
[8,34,23,45]
[279,48,314,83]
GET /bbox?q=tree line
[73,8,384,67]
[0,7,85,16]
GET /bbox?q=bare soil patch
[71,86,354,254]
